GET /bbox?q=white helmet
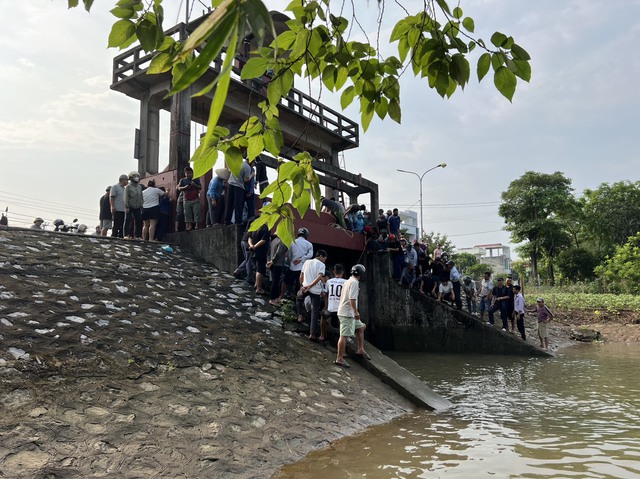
[351,264,366,277]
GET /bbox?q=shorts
[538,321,549,339]
[184,199,200,223]
[100,219,112,229]
[142,205,159,221]
[338,315,365,337]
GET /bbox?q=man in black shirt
[489,277,509,331]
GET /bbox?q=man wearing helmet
[284,227,313,296]
[334,264,369,368]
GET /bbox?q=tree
[595,232,640,294]
[466,263,493,281]
[69,0,531,244]
[556,247,598,283]
[582,181,640,257]
[499,171,574,283]
[452,251,478,273]
[422,231,455,255]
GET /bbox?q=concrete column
[169,87,192,172]
[138,93,160,175]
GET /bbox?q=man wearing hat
[535,297,553,350]
[206,168,230,226]
[110,174,128,238]
[99,186,112,236]
[31,217,44,230]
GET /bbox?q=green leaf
[512,59,531,82]
[147,52,173,74]
[435,0,452,15]
[390,19,410,42]
[490,31,508,48]
[68,0,79,7]
[136,18,157,52]
[192,143,219,178]
[491,52,504,71]
[374,97,388,120]
[108,19,136,48]
[462,17,475,33]
[281,69,294,97]
[278,161,299,180]
[388,98,401,123]
[170,10,237,94]
[243,0,275,48]
[450,53,470,88]
[181,0,236,56]
[247,134,264,160]
[452,7,463,19]
[274,30,297,50]
[321,65,336,90]
[511,43,531,61]
[267,75,284,105]
[110,7,134,19]
[494,66,517,102]
[340,85,355,109]
[360,101,375,132]
[241,57,269,80]
[276,216,295,247]
[435,63,450,97]
[272,182,293,205]
[83,0,95,11]
[225,146,243,176]
[292,189,311,218]
[263,130,281,157]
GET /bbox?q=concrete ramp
[348,341,452,412]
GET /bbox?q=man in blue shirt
[206,168,229,226]
[388,208,401,236]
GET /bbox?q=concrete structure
[111,13,379,230]
[457,243,512,276]
[399,210,418,242]
[167,228,549,358]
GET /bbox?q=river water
[274,343,640,478]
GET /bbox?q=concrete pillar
[169,87,192,172]
[138,93,160,175]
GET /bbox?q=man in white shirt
[513,285,526,340]
[284,227,313,296]
[335,264,369,368]
[478,271,494,322]
[296,249,327,341]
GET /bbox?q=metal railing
[112,23,359,146]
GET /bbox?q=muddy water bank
[0,229,413,478]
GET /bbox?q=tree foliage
[499,171,574,283]
[452,251,478,272]
[68,0,531,245]
[466,262,493,281]
[582,181,640,257]
[556,247,598,283]
[595,232,640,294]
[421,231,455,255]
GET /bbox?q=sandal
[333,361,350,368]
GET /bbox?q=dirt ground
[0,229,413,479]
[1,229,636,478]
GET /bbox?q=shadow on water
[274,343,640,479]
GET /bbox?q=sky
[1,0,639,254]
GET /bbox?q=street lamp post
[396,163,447,240]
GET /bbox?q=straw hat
[215,168,231,181]
[33,217,44,224]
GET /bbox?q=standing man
[535,297,553,350]
[513,285,526,340]
[388,208,401,236]
[284,227,313,297]
[296,250,328,341]
[225,157,254,225]
[124,171,144,239]
[110,174,128,238]
[447,260,462,310]
[177,166,202,231]
[335,264,369,368]
[206,168,229,226]
[505,277,516,332]
[462,276,477,314]
[489,277,509,331]
[478,271,494,323]
[99,186,112,237]
[324,263,347,335]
